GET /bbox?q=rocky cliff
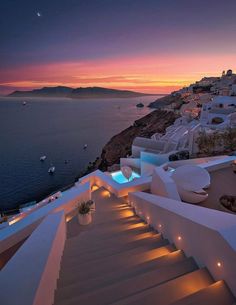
[84,109,178,173]
[148,93,184,109]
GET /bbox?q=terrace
[0,155,236,305]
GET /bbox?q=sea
[0,95,161,212]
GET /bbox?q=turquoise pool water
[111,170,140,184]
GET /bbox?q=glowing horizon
[1,0,236,95]
[1,53,236,95]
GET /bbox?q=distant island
[8,86,160,99]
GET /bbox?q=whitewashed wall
[0,182,90,255]
[129,191,236,296]
[0,211,66,305]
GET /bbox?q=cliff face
[94,110,178,171]
[148,94,184,109]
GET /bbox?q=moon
[36,12,42,17]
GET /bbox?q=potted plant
[78,201,93,225]
[87,199,95,211]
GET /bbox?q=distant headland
[8,86,161,99]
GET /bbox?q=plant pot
[78,212,92,225]
[90,201,96,211]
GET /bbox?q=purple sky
[1,0,236,94]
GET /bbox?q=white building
[200,96,236,128]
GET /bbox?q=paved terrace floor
[53,187,235,305]
[200,167,236,214]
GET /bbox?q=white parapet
[129,191,236,296]
[0,182,91,255]
[79,169,151,198]
[0,210,66,305]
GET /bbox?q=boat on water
[83,144,88,149]
[22,101,27,106]
[136,102,144,108]
[48,166,55,174]
[40,155,46,161]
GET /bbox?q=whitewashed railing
[0,182,90,255]
[129,191,236,296]
[0,210,66,305]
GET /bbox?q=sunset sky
[1,0,236,95]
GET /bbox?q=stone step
[61,239,171,271]
[58,244,176,286]
[65,230,157,253]
[109,268,214,305]
[66,222,151,246]
[170,280,235,305]
[90,209,136,225]
[56,250,186,295]
[63,233,163,261]
[55,257,197,305]
[62,237,169,267]
[66,215,143,240]
[82,215,143,229]
[68,215,142,232]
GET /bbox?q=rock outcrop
[86,110,178,173]
[148,94,184,109]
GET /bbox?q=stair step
[58,244,175,286]
[63,234,163,261]
[55,257,198,305]
[109,268,214,305]
[66,216,143,241]
[56,250,186,295]
[91,209,136,224]
[62,237,169,266]
[170,280,235,305]
[65,231,157,252]
[61,240,171,270]
[67,223,151,245]
[83,216,143,229]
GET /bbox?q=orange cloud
[1,53,236,94]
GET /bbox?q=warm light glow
[145,246,173,261]
[158,224,162,229]
[177,236,182,241]
[217,261,222,268]
[128,222,146,229]
[91,185,99,192]
[101,190,111,198]
[2,53,236,95]
[8,215,24,225]
[122,209,135,218]
[66,215,73,222]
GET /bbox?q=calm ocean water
[0,96,160,211]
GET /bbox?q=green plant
[219,195,236,212]
[78,202,91,215]
[78,200,94,215]
[224,128,236,151]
